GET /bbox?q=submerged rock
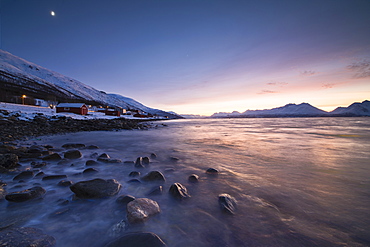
[169,183,191,200]
[64,150,82,159]
[188,174,199,183]
[62,143,86,149]
[218,193,237,214]
[58,180,73,187]
[42,175,67,181]
[42,153,62,161]
[105,232,166,247]
[86,160,99,166]
[0,227,56,247]
[13,170,34,180]
[116,195,135,204]
[141,171,165,182]
[206,168,219,174]
[129,171,140,177]
[83,168,99,174]
[86,145,99,149]
[126,198,160,223]
[134,157,144,168]
[70,178,121,198]
[142,157,150,165]
[147,186,163,196]
[5,186,46,202]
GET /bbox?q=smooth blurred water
[1,118,370,246]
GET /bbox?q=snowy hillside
[0,49,180,118]
[331,100,370,116]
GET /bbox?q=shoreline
[0,115,156,143]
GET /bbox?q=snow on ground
[0,102,162,121]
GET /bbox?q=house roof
[56,103,86,108]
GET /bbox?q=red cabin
[56,103,88,115]
[105,109,121,116]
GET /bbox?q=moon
[51,11,56,16]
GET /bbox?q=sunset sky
[1,0,370,115]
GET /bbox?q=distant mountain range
[211,101,370,118]
[0,50,182,119]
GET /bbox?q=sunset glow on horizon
[2,0,369,116]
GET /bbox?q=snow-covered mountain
[0,49,181,119]
[330,100,370,116]
[212,101,370,118]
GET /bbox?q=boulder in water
[218,193,237,214]
[141,171,165,182]
[169,183,191,200]
[188,174,199,183]
[70,178,121,198]
[64,150,82,159]
[206,168,219,174]
[42,153,62,161]
[126,198,160,223]
[116,195,136,204]
[13,170,34,180]
[5,186,46,202]
[62,143,86,149]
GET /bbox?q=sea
[1,117,370,246]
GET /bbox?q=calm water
[1,118,370,246]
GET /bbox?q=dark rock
[127,179,141,184]
[105,232,166,247]
[169,183,191,200]
[218,193,237,214]
[83,168,99,174]
[35,172,45,177]
[169,156,179,162]
[86,160,99,166]
[42,175,67,181]
[135,157,144,168]
[99,158,122,163]
[64,150,82,159]
[142,157,150,165]
[28,145,46,154]
[62,143,86,149]
[126,198,160,223]
[44,145,54,149]
[0,186,5,200]
[188,174,199,183]
[129,171,140,177]
[0,227,56,247]
[147,186,163,196]
[206,168,219,174]
[70,178,121,198]
[86,145,99,149]
[90,152,99,158]
[31,161,47,168]
[116,195,135,204]
[42,153,62,161]
[5,186,46,202]
[13,170,34,180]
[141,171,165,182]
[0,153,19,170]
[98,153,110,159]
[150,153,157,159]
[58,180,73,187]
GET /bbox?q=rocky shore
[0,110,150,143]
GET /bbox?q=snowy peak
[0,49,181,118]
[243,103,327,116]
[331,100,370,116]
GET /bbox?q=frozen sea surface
[1,118,370,246]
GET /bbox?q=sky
[1,0,370,116]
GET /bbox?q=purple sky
[1,0,370,115]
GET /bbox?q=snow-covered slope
[330,100,370,116]
[0,49,180,118]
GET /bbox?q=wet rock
[99,158,122,163]
[135,157,144,168]
[150,153,157,159]
[58,180,73,187]
[188,174,199,183]
[0,153,19,170]
[129,171,140,177]
[42,175,67,181]
[142,157,150,165]
[86,160,99,166]
[5,186,46,202]
[126,198,160,223]
[206,168,219,174]
[147,186,163,196]
[62,143,86,149]
[141,171,165,182]
[218,193,237,214]
[42,153,62,161]
[70,178,121,198]
[13,170,34,180]
[64,150,82,159]
[28,145,46,154]
[169,183,191,200]
[105,232,166,247]
[86,145,99,149]
[116,195,135,204]
[127,179,141,184]
[169,156,179,162]
[31,161,47,168]
[0,227,56,247]
[90,152,99,158]
[98,153,110,160]
[83,168,99,174]
[35,172,45,177]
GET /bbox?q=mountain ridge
[0,49,181,119]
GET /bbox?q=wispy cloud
[347,60,370,78]
[257,90,279,95]
[322,83,336,89]
[266,81,288,87]
[300,70,316,76]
